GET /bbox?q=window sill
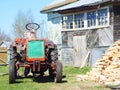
[61,25,110,31]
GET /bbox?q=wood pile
[77,40,120,85]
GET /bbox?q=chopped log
[77,40,120,85]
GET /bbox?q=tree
[13,10,34,38]
[47,25,61,44]
[36,20,47,38]
[0,28,11,42]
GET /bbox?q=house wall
[61,30,88,66]
[46,5,115,66]
[47,13,62,44]
[47,13,62,61]
[86,27,113,48]
[61,26,113,66]
[113,5,120,41]
[61,5,114,66]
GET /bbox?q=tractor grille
[28,40,44,58]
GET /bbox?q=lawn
[0,66,110,90]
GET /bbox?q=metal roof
[41,0,77,13]
[54,0,109,11]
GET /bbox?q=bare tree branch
[0,29,11,42]
[13,10,34,38]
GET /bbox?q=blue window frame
[87,11,96,27]
[98,8,108,26]
[75,13,84,28]
[62,7,109,30]
[62,15,73,29]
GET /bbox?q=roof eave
[55,0,113,14]
[40,0,77,13]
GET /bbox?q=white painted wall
[47,13,62,44]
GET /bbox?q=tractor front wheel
[55,60,62,83]
[9,60,17,83]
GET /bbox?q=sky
[0,0,53,35]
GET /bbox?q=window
[62,15,73,29]
[62,7,109,30]
[98,8,108,26]
[75,13,84,28]
[87,11,96,27]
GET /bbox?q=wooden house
[41,0,120,67]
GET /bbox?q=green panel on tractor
[28,40,44,58]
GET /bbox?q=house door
[73,35,87,67]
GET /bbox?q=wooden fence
[0,47,8,66]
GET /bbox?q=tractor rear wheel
[55,60,62,83]
[9,60,17,83]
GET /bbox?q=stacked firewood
[77,40,120,85]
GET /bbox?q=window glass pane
[62,15,73,29]
[98,8,108,26]
[75,13,84,28]
[87,11,96,27]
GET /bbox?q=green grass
[0,65,8,74]
[63,66,91,75]
[0,66,110,90]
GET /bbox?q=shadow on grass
[33,75,67,83]
[17,75,33,79]
[9,75,33,84]
[14,80,23,84]
[11,75,67,84]
[9,80,23,84]
[33,75,54,83]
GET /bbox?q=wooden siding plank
[73,35,87,67]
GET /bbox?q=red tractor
[9,23,62,83]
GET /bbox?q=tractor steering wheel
[26,23,40,30]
